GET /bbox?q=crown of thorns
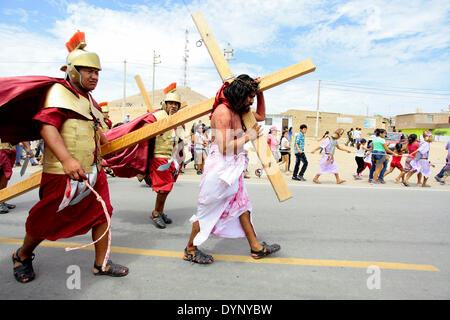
[233,77,259,91]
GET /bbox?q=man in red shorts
[0,139,17,213]
[0,31,128,283]
[147,88,186,229]
[102,84,186,229]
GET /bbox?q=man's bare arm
[253,92,266,122]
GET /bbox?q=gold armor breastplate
[0,138,14,151]
[42,83,100,174]
[153,109,186,159]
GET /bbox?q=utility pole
[122,60,126,121]
[314,79,321,138]
[152,50,161,106]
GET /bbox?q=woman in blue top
[368,128,397,184]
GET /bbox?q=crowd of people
[260,124,449,188]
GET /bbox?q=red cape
[102,111,159,178]
[0,76,99,145]
[210,81,231,120]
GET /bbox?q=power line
[323,80,450,94]
[321,85,450,100]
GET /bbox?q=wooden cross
[191,11,315,202]
[134,75,154,112]
[0,17,315,203]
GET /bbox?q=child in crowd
[267,126,280,161]
[279,130,291,172]
[404,131,435,187]
[438,154,450,185]
[311,128,351,184]
[318,131,329,154]
[383,143,405,183]
[354,138,370,180]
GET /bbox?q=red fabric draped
[102,111,159,178]
[26,169,112,241]
[210,81,232,119]
[0,76,101,145]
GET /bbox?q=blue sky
[1,0,449,117]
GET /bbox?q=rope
[64,180,111,272]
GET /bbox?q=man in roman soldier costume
[0,31,129,283]
[99,102,113,130]
[102,83,187,229]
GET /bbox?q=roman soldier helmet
[99,102,109,113]
[161,82,181,111]
[60,31,101,88]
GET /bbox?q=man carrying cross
[0,31,129,283]
[183,75,281,264]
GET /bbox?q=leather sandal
[160,213,172,224]
[183,247,214,264]
[251,242,281,259]
[93,260,129,277]
[12,248,36,283]
[150,212,166,229]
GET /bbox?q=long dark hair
[375,128,386,136]
[408,134,417,145]
[223,74,259,114]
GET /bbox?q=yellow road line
[0,238,439,272]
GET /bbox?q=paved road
[1,175,449,300]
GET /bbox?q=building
[394,112,450,130]
[263,114,293,132]
[280,109,389,139]
[394,111,450,141]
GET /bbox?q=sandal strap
[94,260,128,275]
[193,248,214,263]
[13,248,35,265]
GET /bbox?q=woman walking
[369,129,397,184]
[279,130,291,173]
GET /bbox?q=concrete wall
[280,109,388,139]
[395,112,450,130]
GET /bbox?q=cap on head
[61,31,101,87]
[332,128,344,139]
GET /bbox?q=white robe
[189,144,253,246]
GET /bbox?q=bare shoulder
[211,104,232,128]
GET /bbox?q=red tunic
[149,158,180,193]
[102,111,159,177]
[25,106,113,241]
[0,149,16,180]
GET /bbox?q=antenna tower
[183,29,189,88]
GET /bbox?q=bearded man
[183,75,281,264]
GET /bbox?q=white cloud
[0,0,448,116]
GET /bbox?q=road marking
[0,237,439,272]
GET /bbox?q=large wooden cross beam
[191,11,316,202]
[0,27,315,203]
[134,75,154,112]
